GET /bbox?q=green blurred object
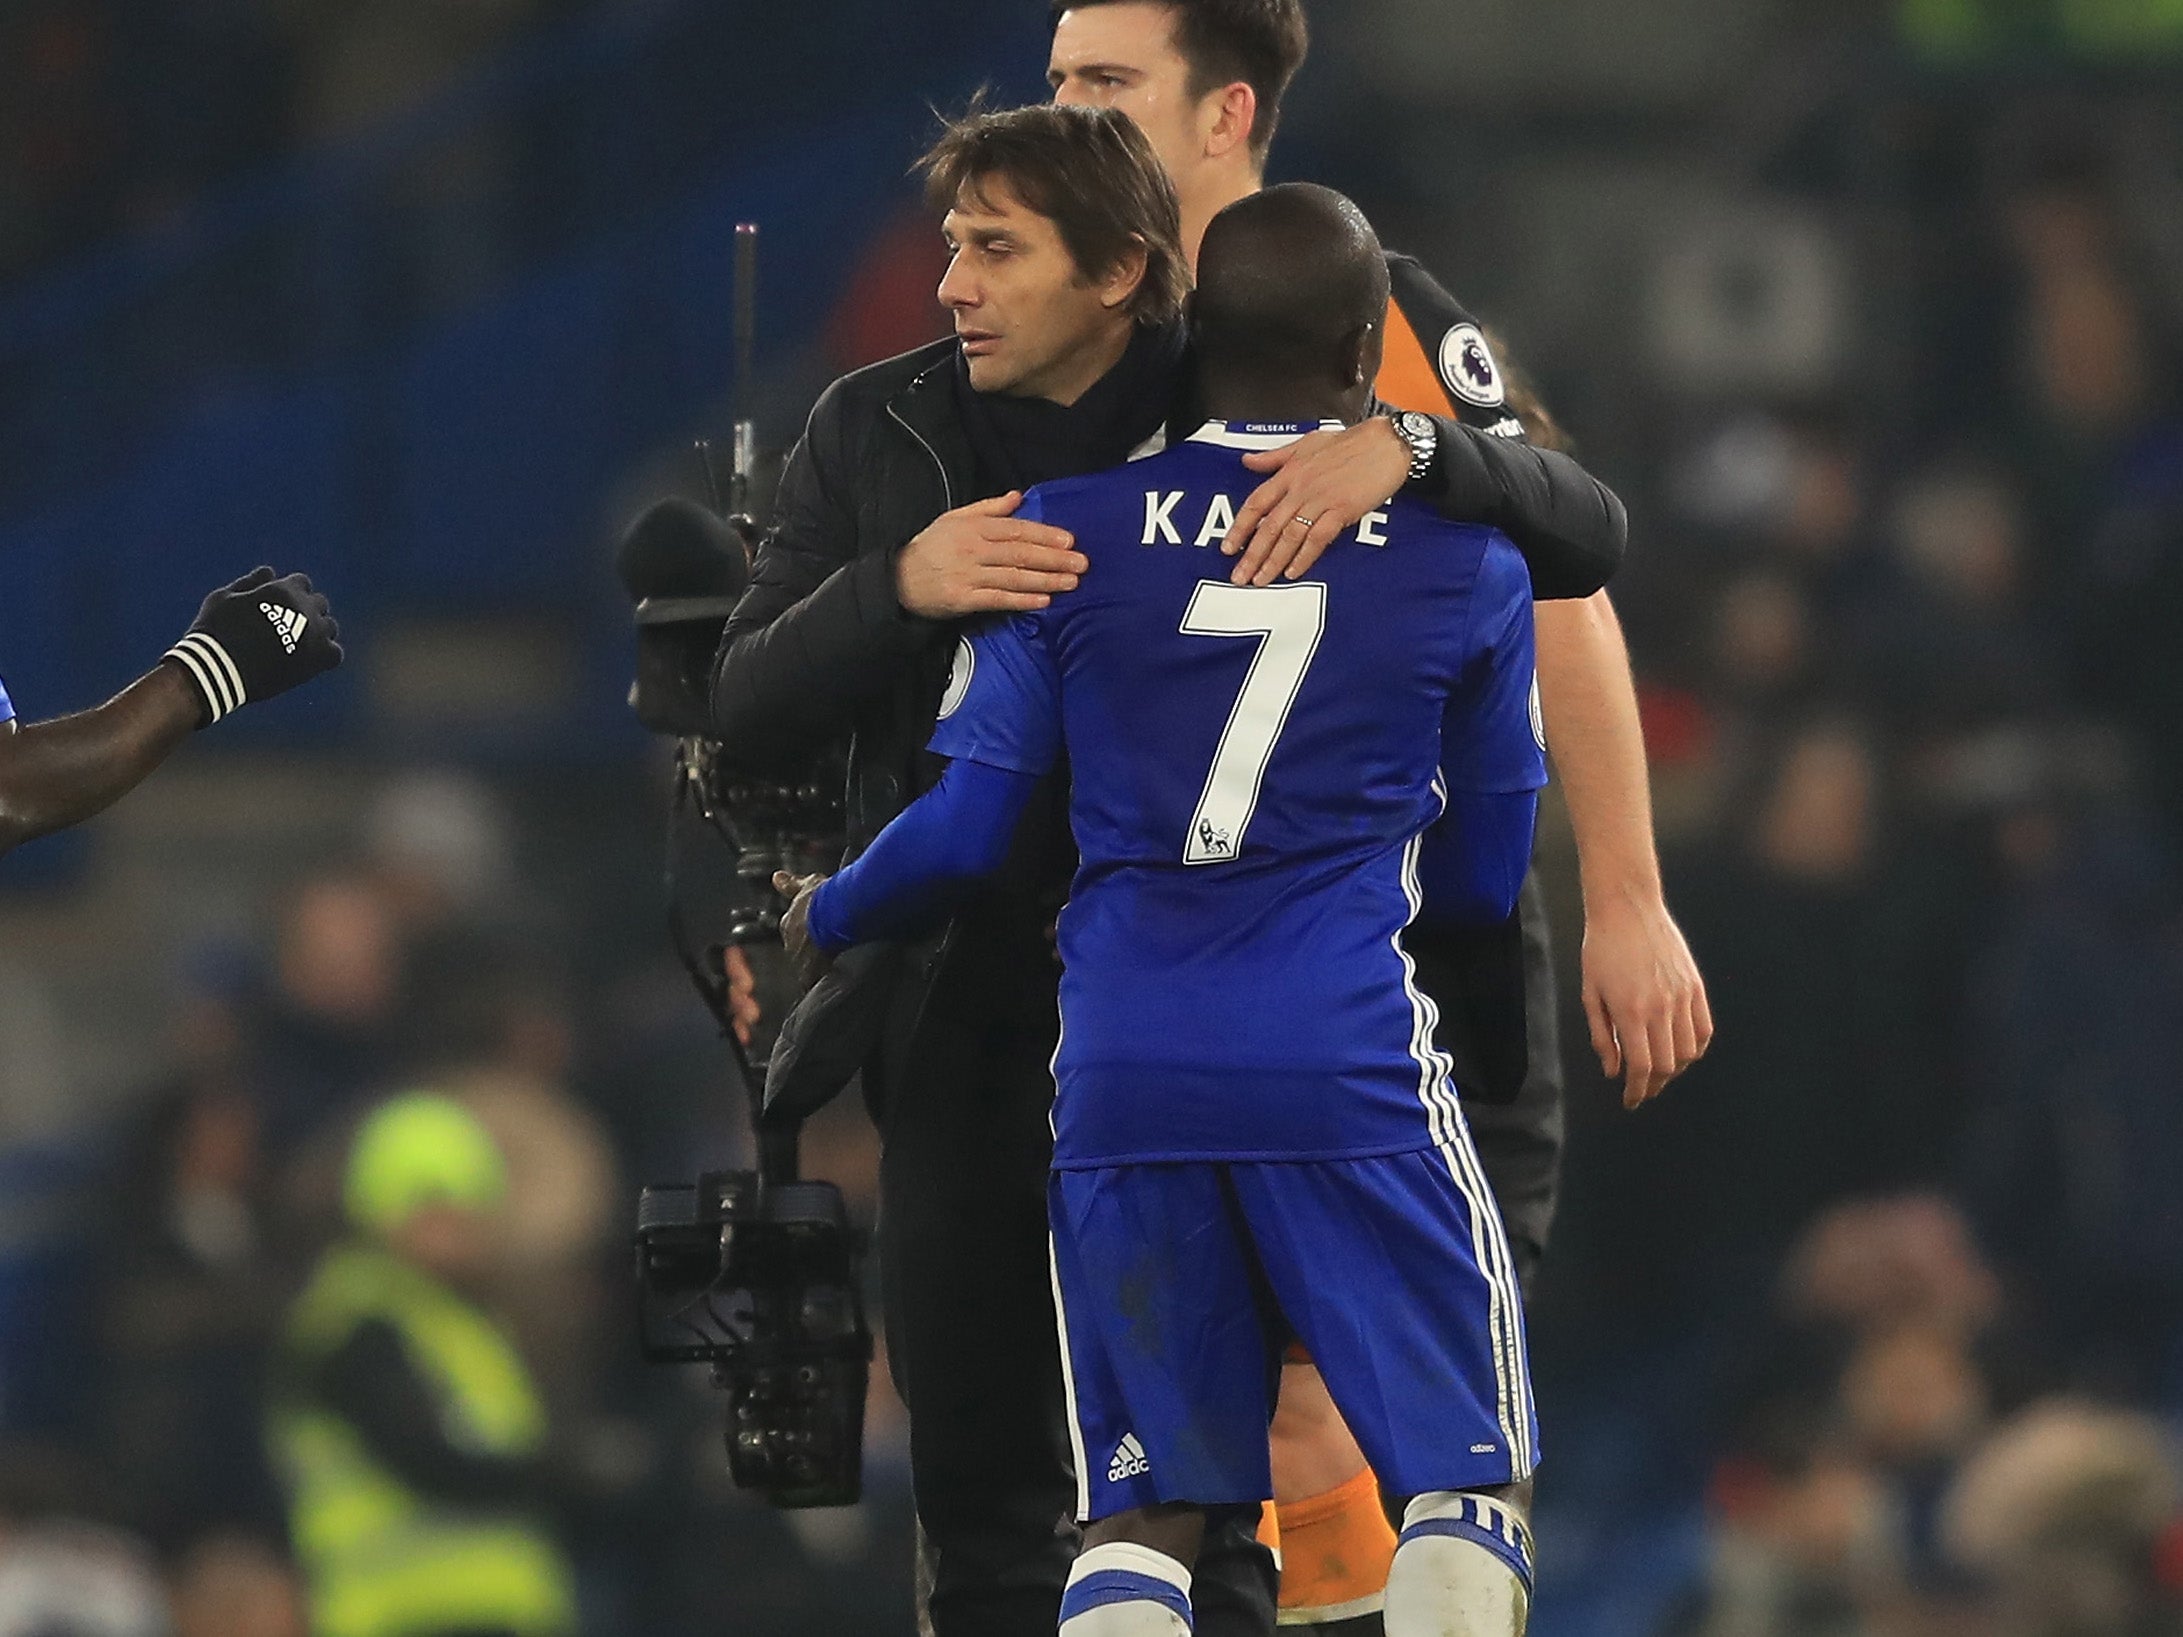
[272,1243,577,1637]
[1901,0,2183,57]
[343,1093,508,1237]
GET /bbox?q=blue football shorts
[1049,1134,1538,1523]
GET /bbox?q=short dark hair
[919,103,1190,327]
[1051,0,1309,158]
[1195,183,1387,382]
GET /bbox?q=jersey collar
[1185,419,1347,452]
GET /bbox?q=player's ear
[1203,81,1256,164]
[1340,321,1380,390]
[1099,237,1151,313]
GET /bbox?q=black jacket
[709,336,1626,855]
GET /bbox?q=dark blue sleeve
[1442,535,1548,795]
[1417,788,1538,924]
[0,674,14,727]
[806,758,1041,954]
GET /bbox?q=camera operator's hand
[773,871,834,990]
[722,946,760,1047]
[164,566,344,727]
[895,492,1087,620]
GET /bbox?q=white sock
[1382,1492,1531,1637]
[1059,1540,1194,1635]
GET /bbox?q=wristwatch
[1388,410,1439,485]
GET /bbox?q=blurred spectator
[1623,720,1976,1315]
[1664,1435,1901,1637]
[94,1084,286,1551]
[167,1535,304,1637]
[266,1094,589,1637]
[1942,1398,2183,1636]
[0,1449,167,1637]
[1859,460,2058,746]
[1962,797,2183,1400]
[251,875,406,1155]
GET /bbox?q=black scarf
[951,317,1188,494]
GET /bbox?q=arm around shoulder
[1419,421,1627,600]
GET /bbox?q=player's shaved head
[1192,182,1388,420]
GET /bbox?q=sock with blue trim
[1383,1492,1531,1636]
[1059,1540,1194,1635]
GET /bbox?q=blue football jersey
[928,421,1547,1168]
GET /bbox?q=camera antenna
[691,223,761,520]
[729,222,760,522]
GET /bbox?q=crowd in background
[0,768,915,1636]
[4,1,2183,1634]
[1533,82,2183,1635]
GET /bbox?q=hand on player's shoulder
[896,492,1087,620]
[1227,421,1408,587]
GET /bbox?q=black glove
[164,567,344,727]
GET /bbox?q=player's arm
[1417,789,1537,925]
[1373,256,1711,1107]
[0,568,342,859]
[709,381,1083,768]
[789,757,1040,963]
[1223,255,1626,595]
[0,670,199,857]
[1222,416,1625,597]
[1391,263,1710,1106]
[1538,592,1709,1109]
[778,602,1064,983]
[1422,537,1550,928]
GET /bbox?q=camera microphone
[622,500,750,738]
[617,497,750,605]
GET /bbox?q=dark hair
[1194,183,1387,382]
[1050,0,1309,157]
[919,103,1190,327]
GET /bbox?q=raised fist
[166,567,344,727]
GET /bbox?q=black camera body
[626,533,866,1509]
[637,1172,873,1509]
[626,227,877,1512]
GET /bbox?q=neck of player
[1199,370,1369,430]
[1181,169,1264,276]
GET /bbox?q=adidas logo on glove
[1107,1434,1150,1484]
[165,568,341,729]
[261,601,308,654]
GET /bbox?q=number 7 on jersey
[1179,581,1327,866]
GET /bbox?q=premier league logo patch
[1439,322,1506,410]
[938,637,975,720]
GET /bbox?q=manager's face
[1049,4,1213,194]
[938,177,1133,403]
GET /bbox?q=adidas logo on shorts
[1107,1434,1150,1484]
[261,602,307,654]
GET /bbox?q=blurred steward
[266,1094,578,1637]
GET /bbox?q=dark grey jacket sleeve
[707,381,935,767]
[1415,422,1628,601]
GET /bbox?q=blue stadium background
[4,2,2183,1634]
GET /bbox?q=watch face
[1400,411,1435,441]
